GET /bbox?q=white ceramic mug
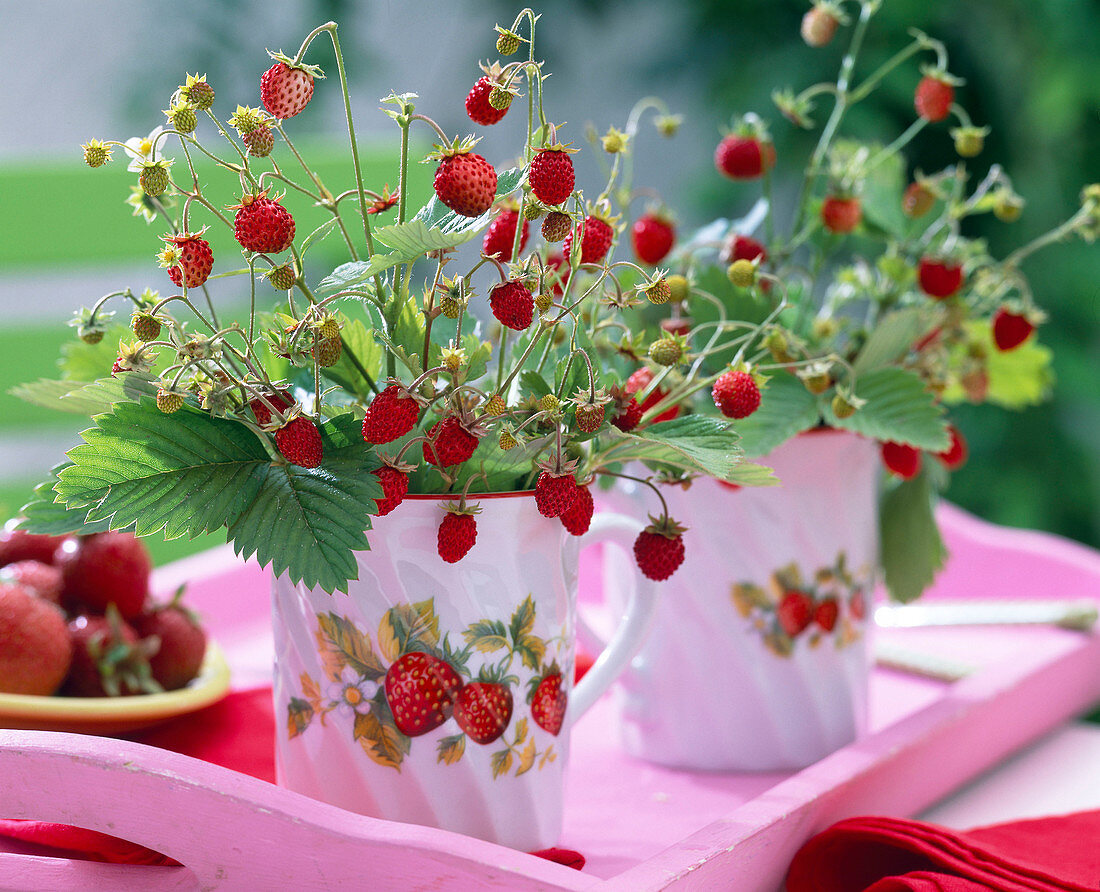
[272,492,657,850]
[593,430,877,771]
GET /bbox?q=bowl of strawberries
[0,524,229,734]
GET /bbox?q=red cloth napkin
[1,685,585,871]
[787,812,1100,891]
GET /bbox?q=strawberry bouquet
[15,12,773,594]
[599,1,1100,601]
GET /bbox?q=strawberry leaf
[853,307,934,374]
[17,466,114,536]
[879,468,947,602]
[12,374,159,416]
[53,400,381,594]
[733,373,823,458]
[823,367,949,451]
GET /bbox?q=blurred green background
[0,0,1097,566]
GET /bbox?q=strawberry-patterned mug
[271,491,657,850]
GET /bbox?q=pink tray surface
[2,502,1100,891]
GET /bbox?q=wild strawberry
[495,26,522,56]
[952,125,987,158]
[162,232,213,288]
[992,308,1035,351]
[573,400,606,433]
[544,252,567,295]
[138,160,171,197]
[249,389,294,427]
[165,101,198,134]
[437,508,478,563]
[311,336,341,367]
[260,60,316,120]
[423,415,480,467]
[563,214,614,266]
[535,471,578,519]
[133,598,207,691]
[881,441,922,479]
[266,263,296,291]
[936,425,968,471]
[489,280,534,330]
[371,464,409,517]
[65,611,158,697]
[530,672,567,735]
[233,191,295,254]
[434,150,497,218]
[625,367,680,423]
[541,211,571,243]
[631,213,675,265]
[130,311,161,342]
[821,195,862,234]
[466,76,509,125]
[243,125,275,158]
[0,525,65,568]
[777,591,814,637]
[56,532,151,619]
[724,234,767,264]
[649,336,683,367]
[482,207,529,261]
[361,385,419,444]
[917,257,964,299]
[384,651,464,737]
[633,517,687,582]
[714,134,776,180]
[712,369,761,419]
[667,274,690,303]
[82,139,111,168]
[455,681,513,744]
[801,3,840,46]
[0,561,63,604]
[644,277,673,305]
[559,485,594,536]
[814,597,840,632]
[903,181,936,218]
[611,397,643,432]
[529,149,575,206]
[727,259,757,288]
[275,417,323,468]
[914,73,955,123]
[0,584,72,695]
[180,73,214,110]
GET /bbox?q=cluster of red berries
[0,527,207,698]
[881,424,968,480]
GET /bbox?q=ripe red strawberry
[917,257,964,299]
[560,484,594,536]
[625,367,680,423]
[65,612,156,697]
[633,521,686,582]
[992,308,1035,351]
[482,207,529,261]
[371,465,409,517]
[914,74,954,122]
[529,149,575,206]
[935,424,968,471]
[0,561,63,604]
[133,600,207,691]
[437,509,478,563]
[563,215,614,266]
[275,417,323,468]
[544,252,567,295]
[777,591,814,637]
[384,651,463,736]
[611,395,643,432]
[455,681,513,744]
[0,583,72,695]
[260,61,315,120]
[725,233,767,264]
[903,181,936,218]
[814,597,840,633]
[530,672,567,735]
[422,416,480,468]
[234,192,295,254]
[631,213,675,265]
[361,385,419,444]
[0,525,64,568]
[821,195,862,233]
[535,471,578,519]
[489,280,534,330]
[714,134,776,180]
[434,152,497,218]
[162,233,213,288]
[881,441,922,479]
[466,76,509,125]
[56,532,150,619]
[712,370,761,419]
[249,389,294,427]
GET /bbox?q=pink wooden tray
[2,503,1100,891]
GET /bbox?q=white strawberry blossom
[123,126,172,172]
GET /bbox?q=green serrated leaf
[16,466,115,536]
[14,374,159,417]
[825,367,949,451]
[299,217,339,258]
[59,329,127,381]
[520,370,552,398]
[879,470,947,602]
[853,307,933,374]
[858,146,907,239]
[734,374,823,458]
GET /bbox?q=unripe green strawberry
[312,337,342,367]
[523,198,545,220]
[534,291,554,314]
[952,126,988,158]
[166,102,198,134]
[541,211,571,242]
[438,291,466,318]
[82,139,111,168]
[156,388,185,414]
[488,86,513,110]
[181,74,215,110]
[243,126,275,157]
[79,326,105,345]
[645,277,672,305]
[266,263,296,291]
[139,160,171,197]
[667,274,690,303]
[495,27,521,55]
[649,337,682,366]
[317,317,341,340]
[831,393,859,419]
[727,259,756,288]
[484,394,507,415]
[131,311,162,342]
[539,394,561,414]
[498,428,518,450]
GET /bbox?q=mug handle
[570,512,660,719]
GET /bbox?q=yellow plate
[0,641,231,735]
